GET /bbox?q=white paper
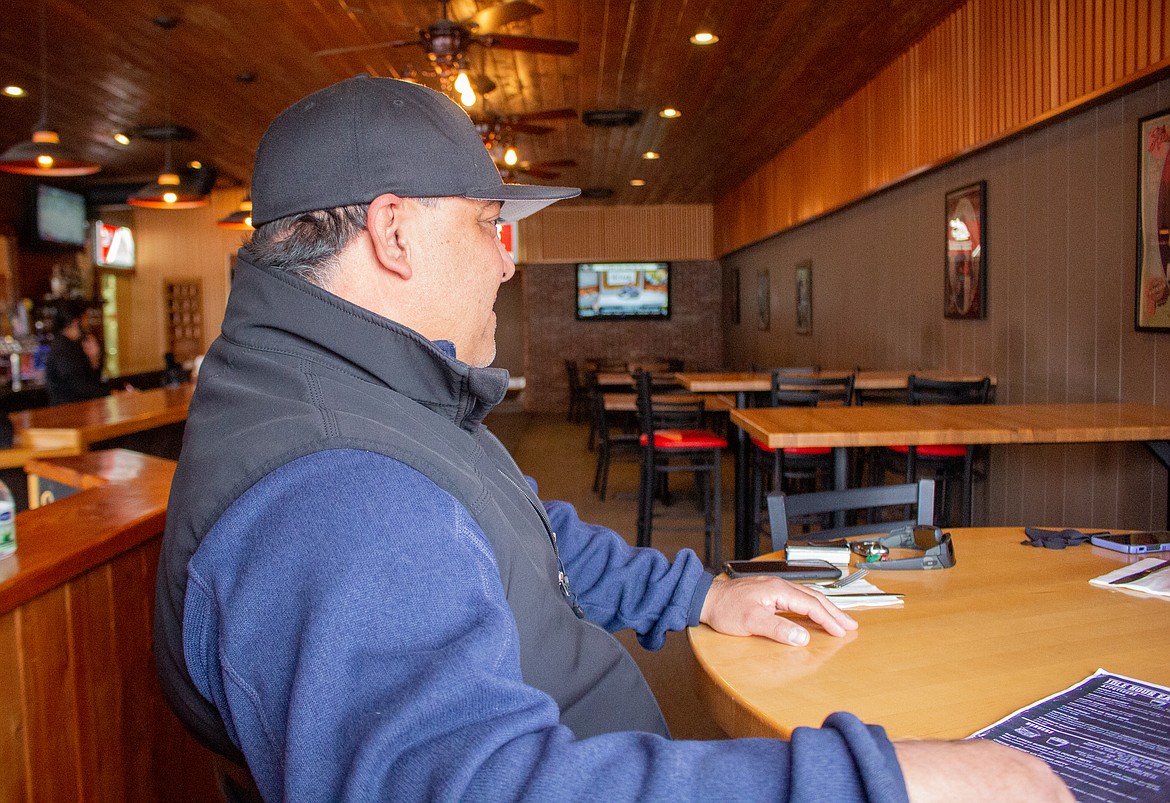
[1088,557,1170,598]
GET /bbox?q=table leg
[1145,440,1170,527]
[734,391,751,561]
[832,447,849,529]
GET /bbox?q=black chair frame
[767,479,936,548]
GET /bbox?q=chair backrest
[770,371,855,408]
[907,375,991,406]
[767,479,935,545]
[634,370,705,438]
[565,360,581,393]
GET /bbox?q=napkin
[1088,557,1170,598]
[815,576,903,609]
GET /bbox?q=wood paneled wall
[517,204,714,263]
[119,187,248,375]
[722,75,1170,530]
[716,0,1170,255]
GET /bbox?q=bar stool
[634,370,727,568]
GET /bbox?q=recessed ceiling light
[658,108,681,119]
[187,160,202,169]
[630,179,646,187]
[3,85,26,97]
[690,32,718,45]
[642,151,660,160]
[113,132,131,146]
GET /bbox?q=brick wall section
[521,261,723,412]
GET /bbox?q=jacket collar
[223,250,508,431]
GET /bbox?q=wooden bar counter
[0,449,218,801]
[11,384,195,452]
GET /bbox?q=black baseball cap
[251,75,580,226]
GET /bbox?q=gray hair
[243,197,443,289]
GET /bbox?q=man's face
[407,197,515,367]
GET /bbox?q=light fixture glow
[642,151,660,160]
[690,32,718,45]
[630,179,646,187]
[163,191,178,204]
[504,147,518,166]
[454,71,476,107]
[658,107,681,119]
[113,132,130,145]
[187,160,202,169]
[3,85,26,97]
[0,0,100,176]
[218,197,255,230]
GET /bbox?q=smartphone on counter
[723,559,842,582]
[1089,531,1170,554]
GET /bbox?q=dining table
[688,527,1170,741]
[11,384,196,452]
[729,401,1170,560]
[672,370,999,560]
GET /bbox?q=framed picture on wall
[795,261,812,334]
[944,181,987,320]
[1137,108,1170,331]
[756,270,770,331]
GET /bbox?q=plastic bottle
[0,480,14,558]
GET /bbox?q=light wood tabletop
[674,370,997,395]
[688,528,1170,741]
[11,385,195,451]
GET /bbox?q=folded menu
[1089,557,1170,598]
[815,576,903,609]
[786,543,852,565]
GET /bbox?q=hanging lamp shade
[216,197,253,230]
[0,0,101,176]
[0,129,102,176]
[128,170,209,209]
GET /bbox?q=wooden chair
[564,359,592,424]
[871,376,992,527]
[634,370,727,569]
[748,371,856,546]
[767,479,936,548]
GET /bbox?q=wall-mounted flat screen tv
[32,184,88,249]
[92,220,136,269]
[576,262,670,320]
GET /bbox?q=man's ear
[366,193,412,280]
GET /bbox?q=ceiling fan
[314,1,578,84]
[473,106,575,149]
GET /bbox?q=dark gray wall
[723,77,1170,530]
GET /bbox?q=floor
[484,402,732,741]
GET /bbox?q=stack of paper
[786,543,852,565]
[816,576,903,609]
[1089,558,1170,598]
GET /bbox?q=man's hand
[895,740,1074,802]
[699,575,857,646]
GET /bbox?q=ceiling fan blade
[475,33,579,56]
[464,0,543,32]
[507,122,555,135]
[314,37,418,57]
[509,108,575,122]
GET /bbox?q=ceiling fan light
[0,128,102,176]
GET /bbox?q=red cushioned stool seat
[643,430,728,449]
[887,443,968,458]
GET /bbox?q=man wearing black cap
[155,76,1069,802]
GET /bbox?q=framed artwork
[729,266,741,325]
[756,270,770,331]
[1137,108,1170,331]
[944,181,987,320]
[795,260,812,334]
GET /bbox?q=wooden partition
[0,451,219,802]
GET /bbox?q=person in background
[155,76,1071,802]
[45,299,109,405]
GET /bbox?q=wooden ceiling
[0,0,965,206]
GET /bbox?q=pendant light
[0,0,101,176]
[129,17,208,209]
[216,196,253,230]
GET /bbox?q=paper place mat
[1089,558,1170,598]
[814,576,903,609]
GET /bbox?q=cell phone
[1089,531,1170,554]
[723,559,842,581]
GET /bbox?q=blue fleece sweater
[183,448,907,802]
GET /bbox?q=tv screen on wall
[33,184,88,248]
[576,262,670,320]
